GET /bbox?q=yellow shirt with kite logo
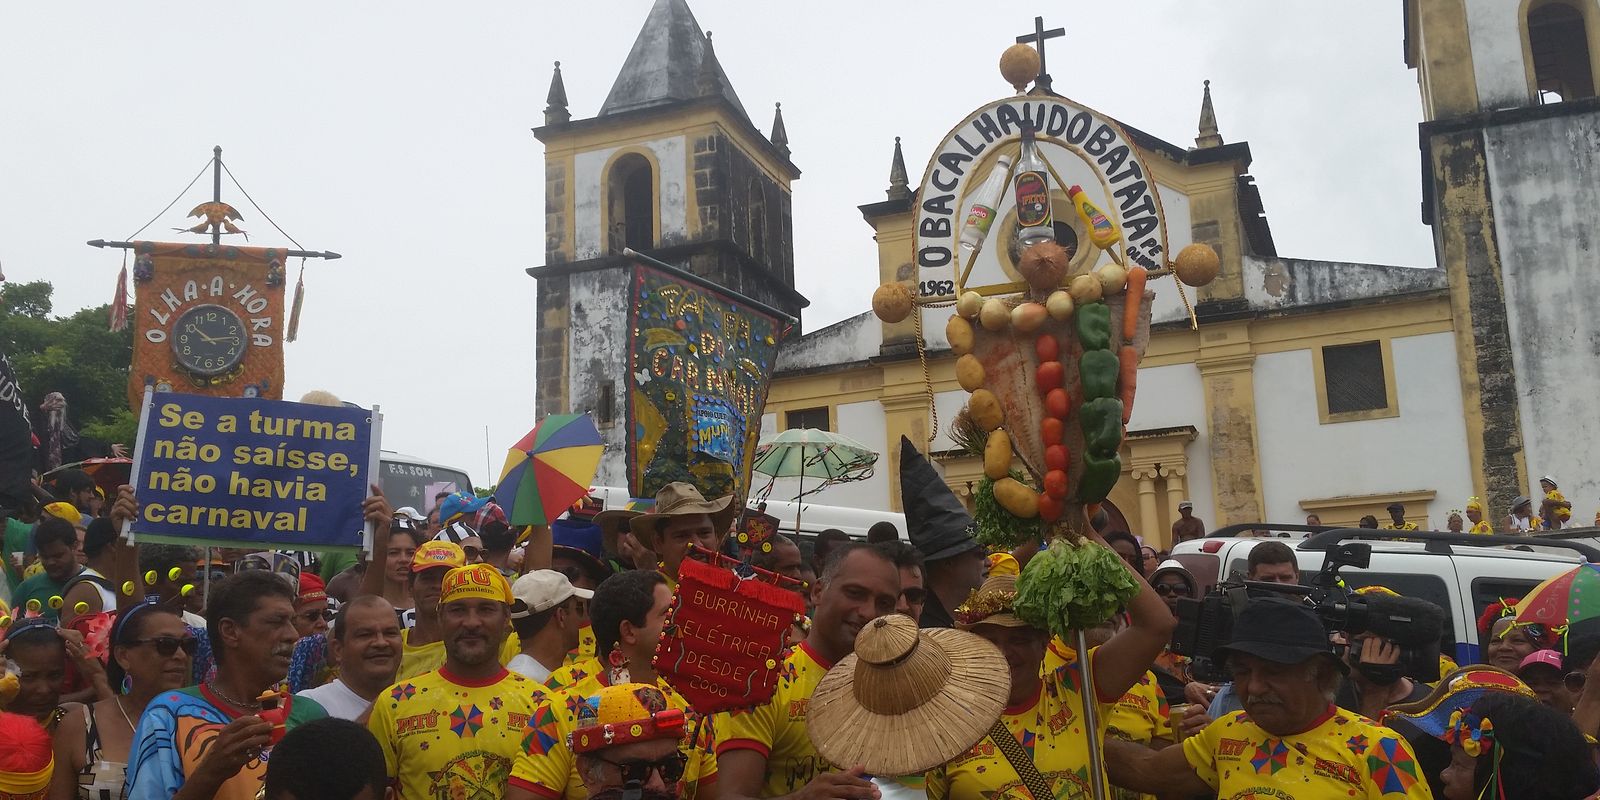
[716,642,834,798]
[1105,670,1171,800]
[1182,707,1432,799]
[366,666,546,800]
[925,647,1109,800]
[509,665,718,800]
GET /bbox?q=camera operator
[1105,597,1433,799]
[1336,592,1445,718]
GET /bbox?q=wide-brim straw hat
[628,482,736,540]
[807,614,1009,776]
[954,573,1031,629]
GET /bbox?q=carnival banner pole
[1076,628,1110,800]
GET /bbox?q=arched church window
[1529,2,1595,103]
[748,179,768,265]
[607,153,654,254]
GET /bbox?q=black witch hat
[899,436,981,562]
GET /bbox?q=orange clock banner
[127,242,289,412]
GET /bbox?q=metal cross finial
[1016,16,1066,93]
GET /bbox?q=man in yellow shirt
[568,683,696,800]
[367,563,546,799]
[508,570,718,800]
[1382,502,1420,532]
[396,540,466,680]
[1465,497,1493,534]
[716,542,901,798]
[1107,598,1433,799]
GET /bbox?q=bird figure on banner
[177,201,248,239]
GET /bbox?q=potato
[968,389,1004,431]
[993,477,1040,518]
[1011,302,1047,334]
[1046,290,1075,321]
[872,282,915,323]
[983,429,1012,480]
[1069,273,1103,304]
[1018,240,1070,291]
[979,298,1010,332]
[956,290,984,320]
[946,315,975,355]
[955,354,985,392]
[1097,263,1128,296]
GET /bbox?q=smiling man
[295,595,403,721]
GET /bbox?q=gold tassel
[286,260,306,342]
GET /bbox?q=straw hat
[807,614,1009,776]
[954,573,1031,629]
[627,483,735,540]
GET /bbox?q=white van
[1170,527,1599,666]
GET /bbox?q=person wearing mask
[898,438,984,629]
[294,596,402,721]
[507,570,592,684]
[1107,598,1433,799]
[10,518,82,623]
[628,484,732,591]
[1170,501,1204,544]
[875,540,927,622]
[52,600,195,799]
[934,565,1173,800]
[367,564,544,800]
[262,717,390,800]
[1438,694,1599,800]
[714,543,899,799]
[124,571,330,800]
[509,569,718,800]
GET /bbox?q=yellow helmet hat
[985,552,1020,577]
[439,564,513,606]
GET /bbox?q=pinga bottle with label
[958,154,1015,256]
[1013,125,1053,248]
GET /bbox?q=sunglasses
[128,635,199,657]
[1153,583,1189,597]
[592,751,688,784]
[298,608,336,623]
[461,545,485,560]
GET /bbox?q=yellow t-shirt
[366,666,546,800]
[508,673,718,800]
[563,623,596,667]
[1470,520,1493,535]
[925,651,1109,800]
[1382,522,1420,531]
[1105,671,1171,800]
[716,642,834,798]
[398,628,521,682]
[1182,708,1431,799]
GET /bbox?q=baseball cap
[439,564,513,605]
[1178,500,1193,511]
[570,683,686,754]
[1386,502,1405,512]
[510,570,593,618]
[412,541,466,573]
[394,506,427,522]
[1519,649,1565,674]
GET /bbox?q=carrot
[1123,266,1147,341]
[1118,345,1138,423]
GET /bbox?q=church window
[748,180,768,265]
[1316,340,1397,422]
[597,380,616,428]
[785,406,830,432]
[1529,2,1595,103]
[607,153,655,254]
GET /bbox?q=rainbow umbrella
[1514,563,1600,631]
[496,414,604,526]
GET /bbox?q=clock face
[171,304,247,376]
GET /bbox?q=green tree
[0,280,135,448]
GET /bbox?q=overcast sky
[0,1,1435,485]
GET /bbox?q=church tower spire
[696,31,723,98]
[886,137,910,202]
[770,102,789,158]
[544,61,570,125]
[1195,80,1223,149]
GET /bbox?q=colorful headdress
[569,683,686,754]
[1444,708,1494,756]
[0,712,54,798]
[954,574,1027,628]
[1384,666,1533,738]
[1466,496,1484,512]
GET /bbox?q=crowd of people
[4,446,1600,800]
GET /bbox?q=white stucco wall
[1125,363,1215,525]
[1464,0,1534,110]
[566,268,632,490]
[1251,332,1475,525]
[1486,110,1600,517]
[572,136,689,260]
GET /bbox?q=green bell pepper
[1079,349,1119,401]
[1080,396,1124,457]
[1074,302,1111,352]
[1076,451,1122,503]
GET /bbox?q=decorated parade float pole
[872,27,1221,800]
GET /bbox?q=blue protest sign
[130,391,378,551]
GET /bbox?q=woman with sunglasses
[1148,560,1200,688]
[51,601,195,800]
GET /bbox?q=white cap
[394,506,428,522]
[510,570,594,618]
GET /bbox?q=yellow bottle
[1068,185,1121,250]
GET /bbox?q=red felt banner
[653,550,807,714]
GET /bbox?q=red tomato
[1045,445,1069,472]
[1045,388,1070,420]
[1038,493,1063,522]
[1036,362,1064,394]
[1041,417,1064,445]
[1035,334,1059,363]
[1043,469,1068,500]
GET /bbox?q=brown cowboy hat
[627,482,737,541]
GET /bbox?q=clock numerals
[170,303,248,377]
